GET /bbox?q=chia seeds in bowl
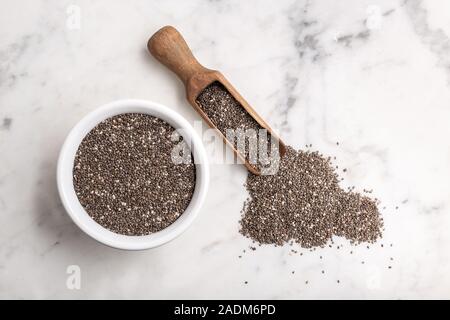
[73,113,196,236]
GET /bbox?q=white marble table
[1,0,449,299]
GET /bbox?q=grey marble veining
[0,0,449,299]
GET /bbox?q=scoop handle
[147,26,207,85]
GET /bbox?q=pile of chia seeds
[240,147,383,248]
[196,83,383,248]
[73,113,196,236]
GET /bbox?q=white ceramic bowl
[57,99,209,250]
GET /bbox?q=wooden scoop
[147,25,286,175]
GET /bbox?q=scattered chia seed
[1,117,12,130]
[73,113,196,236]
[240,147,383,248]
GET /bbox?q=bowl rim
[57,99,209,250]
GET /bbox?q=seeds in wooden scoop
[73,113,196,236]
[240,147,383,248]
[196,81,280,173]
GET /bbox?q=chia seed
[73,113,196,236]
[240,147,383,248]
[195,81,383,250]
[196,81,279,173]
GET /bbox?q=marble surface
[1,0,450,299]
